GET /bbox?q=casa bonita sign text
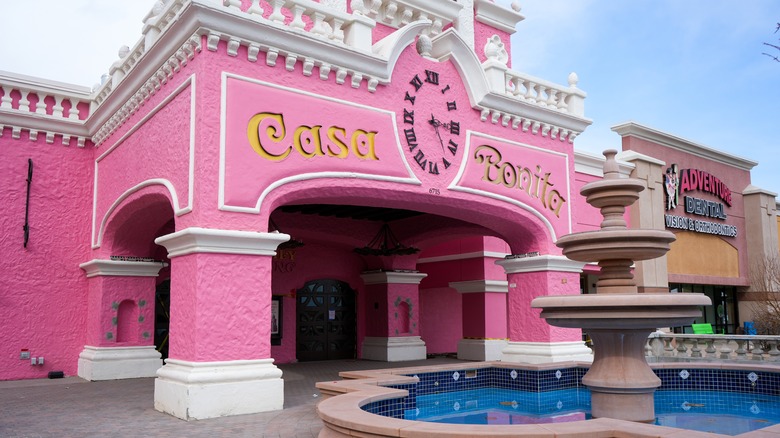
[663,164,737,238]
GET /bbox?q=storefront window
[669,283,739,334]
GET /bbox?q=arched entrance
[296,279,357,361]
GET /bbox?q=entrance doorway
[296,279,356,361]
[154,280,170,360]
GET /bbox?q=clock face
[401,68,462,177]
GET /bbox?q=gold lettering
[326,126,349,158]
[294,125,323,158]
[351,130,379,160]
[474,145,503,184]
[473,144,567,218]
[247,112,291,161]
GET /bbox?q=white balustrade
[504,70,586,118]
[646,332,780,363]
[0,79,88,122]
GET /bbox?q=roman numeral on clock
[403,109,414,124]
[410,75,423,92]
[424,69,439,85]
[413,150,427,170]
[448,139,458,155]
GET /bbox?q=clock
[400,68,461,176]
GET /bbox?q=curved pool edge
[314,360,780,438]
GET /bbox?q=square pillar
[77,260,167,380]
[153,227,288,420]
[496,255,592,364]
[360,271,427,361]
[449,280,508,361]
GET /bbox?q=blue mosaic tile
[361,366,780,419]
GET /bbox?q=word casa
[247,112,379,161]
[473,145,566,217]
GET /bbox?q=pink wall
[0,131,93,380]
[507,270,582,342]
[84,276,156,347]
[420,287,462,353]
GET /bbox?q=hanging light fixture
[354,223,419,256]
[269,218,304,249]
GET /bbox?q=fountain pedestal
[531,150,710,423]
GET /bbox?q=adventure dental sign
[663,164,737,238]
[222,76,570,233]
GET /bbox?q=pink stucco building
[1,0,777,421]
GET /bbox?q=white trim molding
[77,345,162,381]
[417,250,508,264]
[361,336,426,362]
[360,271,428,285]
[79,259,168,278]
[474,0,524,34]
[496,255,585,274]
[611,121,758,171]
[154,227,290,258]
[458,338,508,361]
[154,358,283,420]
[449,280,508,294]
[501,341,593,364]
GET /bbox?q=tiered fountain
[532,150,711,423]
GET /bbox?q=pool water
[405,388,780,435]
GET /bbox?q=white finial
[484,35,508,65]
[350,0,366,15]
[416,34,432,57]
[511,1,521,12]
[568,72,579,87]
[118,45,130,59]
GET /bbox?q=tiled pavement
[0,357,467,438]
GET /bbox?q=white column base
[77,345,162,381]
[457,338,508,361]
[361,336,427,362]
[501,341,593,364]
[154,358,283,420]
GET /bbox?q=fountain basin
[555,229,675,263]
[531,293,711,329]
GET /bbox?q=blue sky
[501,0,779,194]
[1,1,778,193]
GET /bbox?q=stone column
[77,259,167,380]
[153,227,288,420]
[360,271,428,361]
[496,255,592,363]
[619,151,670,293]
[449,280,508,361]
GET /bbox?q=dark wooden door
[296,279,356,361]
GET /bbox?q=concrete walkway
[0,357,467,438]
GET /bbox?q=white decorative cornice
[417,250,508,264]
[611,122,757,171]
[92,36,201,146]
[154,227,290,258]
[360,271,428,285]
[474,0,524,34]
[79,259,168,278]
[574,149,635,177]
[496,255,585,274]
[449,279,508,293]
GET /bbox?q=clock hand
[430,113,446,152]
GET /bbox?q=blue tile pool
[360,366,780,436]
